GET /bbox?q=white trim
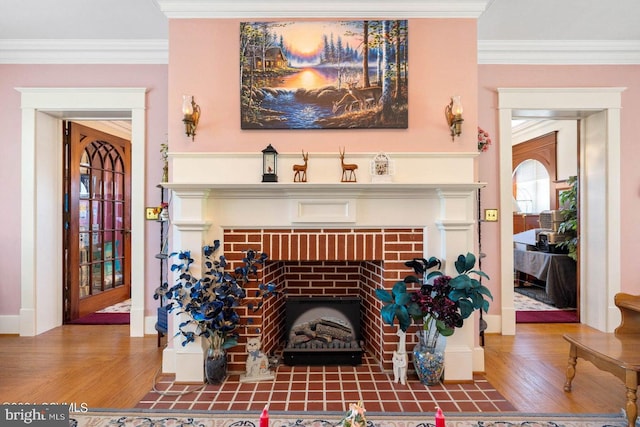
[497,87,624,335]
[17,87,147,337]
[0,39,168,64]
[154,0,490,18]
[479,40,640,65]
[0,316,20,334]
[2,36,639,67]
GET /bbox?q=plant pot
[412,329,446,385]
[204,348,227,384]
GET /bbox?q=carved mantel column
[436,188,482,381]
[162,188,212,383]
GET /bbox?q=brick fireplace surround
[162,151,484,384]
[222,227,424,373]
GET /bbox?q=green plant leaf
[375,288,393,304]
[394,305,411,332]
[381,304,399,326]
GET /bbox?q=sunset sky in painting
[272,21,363,62]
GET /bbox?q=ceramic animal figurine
[392,350,408,385]
[293,150,308,182]
[240,337,275,383]
[339,147,358,182]
[396,329,406,353]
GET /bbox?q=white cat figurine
[245,337,270,377]
[392,350,408,385]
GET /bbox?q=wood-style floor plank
[0,325,162,408]
[0,322,629,412]
[483,323,627,414]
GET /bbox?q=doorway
[18,87,147,337]
[64,122,132,321]
[511,124,579,323]
[498,87,624,335]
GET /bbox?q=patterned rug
[69,410,631,427]
[97,298,131,313]
[514,287,557,309]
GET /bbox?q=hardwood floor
[0,323,628,413]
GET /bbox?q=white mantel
[162,152,486,382]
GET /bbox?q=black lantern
[262,144,278,183]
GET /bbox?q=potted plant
[154,240,279,384]
[375,252,492,384]
[557,175,578,261]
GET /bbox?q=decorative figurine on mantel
[262,144,278,183]
[239,337,275,383]
[370,152,394,183]
[293,150,309,182]
[339,147,358,182]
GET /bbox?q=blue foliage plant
[154,240,280,356]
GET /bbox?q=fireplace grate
[283,296,363,366]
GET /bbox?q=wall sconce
[182,95,200,141]
[445,95,464,140]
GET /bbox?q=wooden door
[64,122,131,321]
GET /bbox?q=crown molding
[478,40,640,65]
[0,39,168,64]
[154,0,489,19]
[2,37,639,66]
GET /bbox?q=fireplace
[165,156,483,382]
[283,296,363,365]
[219,230,421,372]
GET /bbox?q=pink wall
[478,64,640,303]
[3,23,638,325]
[167,19,479,154]
[0,64,168,316]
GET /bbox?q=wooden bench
[563,293,640,427]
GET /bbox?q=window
[512,131,558,213]
[512,159,550,213]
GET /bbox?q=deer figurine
[339,147,358,182]
[293,150,308,182]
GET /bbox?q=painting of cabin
[240,20,409,130]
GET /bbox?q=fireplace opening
[283,296,363,366]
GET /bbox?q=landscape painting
[240,20,408,129]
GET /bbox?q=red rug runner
[68,312,130,325]
[516,310,578,323]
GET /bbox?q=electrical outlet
[484,209,499,222]
[146,207,160,220]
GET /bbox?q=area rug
[97,298,131,313]
[516,310,578,323]
[69,410,631,427]
[68,312,130,325]
[514,286,556,307]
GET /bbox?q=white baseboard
[0,315,20,334]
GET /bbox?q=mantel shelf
[161,182,486,199]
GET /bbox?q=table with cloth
[514,248,577,308]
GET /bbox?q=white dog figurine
[240,337,274,383]
[392,350,408,385]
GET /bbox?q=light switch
[146,207,160,220]
[484,209,498,222]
